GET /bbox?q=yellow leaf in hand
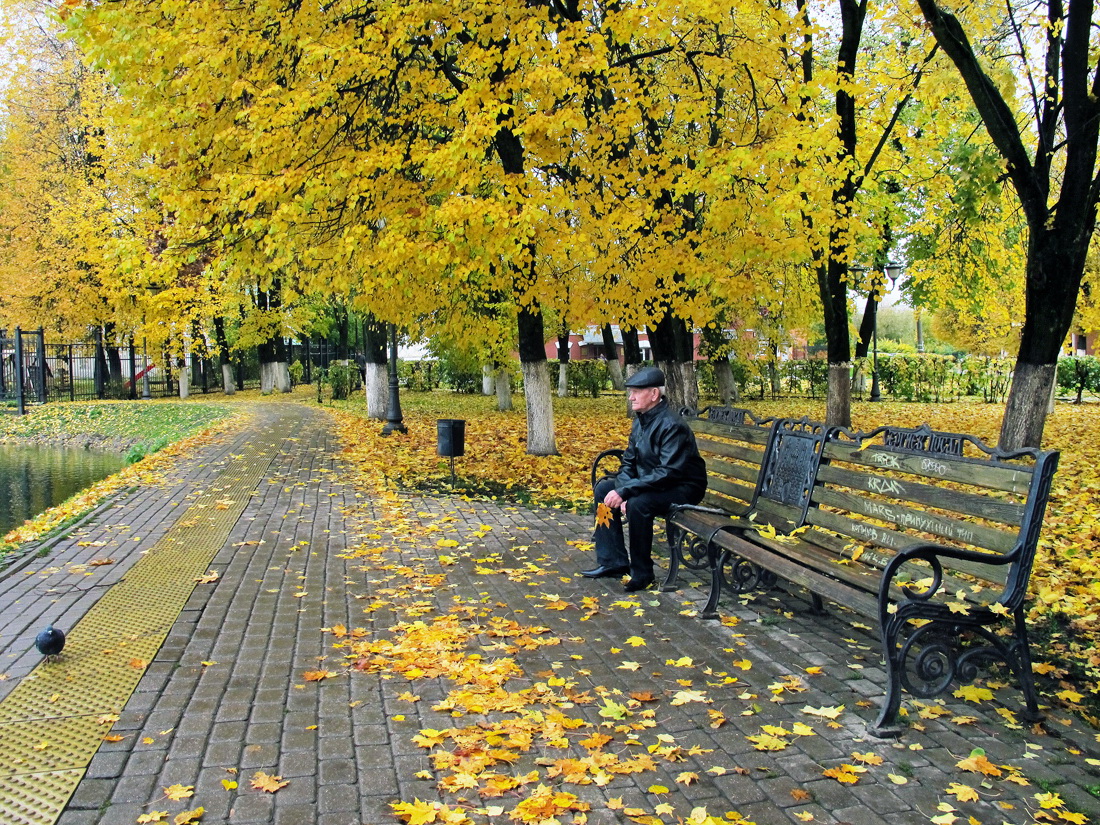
[595,502,613,528]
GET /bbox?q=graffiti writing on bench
[867,476,905,496]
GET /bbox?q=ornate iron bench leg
[661,521,684,592]
[1012,607,1044,723]
[700,545,726,620]
[870,613,906,738]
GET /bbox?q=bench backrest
[690,406,773,515]
[691,408,829,531]
[804,423,1059,603]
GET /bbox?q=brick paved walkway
[1,403,1097,825]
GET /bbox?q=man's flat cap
[625,367,665,388]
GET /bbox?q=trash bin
[437,419,466,457]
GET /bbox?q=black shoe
[623,577,655,592]
[581,565,630,579]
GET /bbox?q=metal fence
[1,328,356,413]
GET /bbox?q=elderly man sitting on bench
[583,367,707,592]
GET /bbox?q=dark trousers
[592,477,703,581]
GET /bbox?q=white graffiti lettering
[870,452,901,469]
[867,476,905,495]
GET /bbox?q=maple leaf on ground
[136,814,167,824]
[822,765,865,784]
[250,771,289,793]
[946,783,980,802]
[953,685,994,703]
[302,670,339,681]
[851,751,883,765]
[802,704,844,719]
[164,784,194,801]
[956,749,1003,777]
[174,808,204,824]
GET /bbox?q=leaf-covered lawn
[0,400,233,456]
[0,400,238,554]
[331,393,1100,715]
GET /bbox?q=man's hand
[603,489,626,512]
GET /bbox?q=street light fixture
[869,262,904,402]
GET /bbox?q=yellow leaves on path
[801,704,845,720]
[302,669,340,681]
[163,784,194,801]
[956,750,1003,778]
[822,764,866,784]
[249,771,289,793]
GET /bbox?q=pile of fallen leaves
[331,393,1100,717]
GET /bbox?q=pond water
[0,443,128,537]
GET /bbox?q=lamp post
[381,322,407,436]
[869,262,904,402]
[142,336,151,400]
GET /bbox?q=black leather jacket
[616,399,707,499]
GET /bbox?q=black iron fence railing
[1,329,360,413]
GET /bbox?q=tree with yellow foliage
[913,0,1100,448]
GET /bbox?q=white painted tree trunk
[558,362,569,397]
[714,360,737,405]
[178,367,190,399]
[521,361,557,455]
[364,362,388,420]
[261,361,291,394]
[482,365,494,395]
[678,361,699,412]
[607,359,625,391]
[826,363,852,429]
[221,363,235,395]
[496,367,513,411]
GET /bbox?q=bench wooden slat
[811,485,1018,554]
[823,441,1034,494]
[815,463,1026,526]
[711,530,881,618]
[704,477,756,510]
[704,455,760,486]
[696,435,767,466]
[692,419,772,446]
[803,508,1009,586]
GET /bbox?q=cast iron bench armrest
[878,541,1018,630]
[590,449,624,489]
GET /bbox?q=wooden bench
[662,413,1060,736]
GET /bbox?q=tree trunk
[999,362,1056,450]
[714,357,738,405]
[601,324,625,390]
[826,364,852,429]
[482,365,494,395]
[622,327,643,368]
[213,316,234,395]
[518,307,557,455]
[221,363,235,396]
[557,331,570,397]
[496,366,513,411]
[678,361,699,413]
[362,318,388,419]
[178,362,190,399]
